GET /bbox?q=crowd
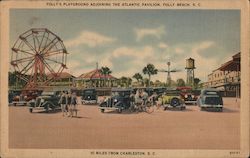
[58,91,78,117]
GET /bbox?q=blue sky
[10,9,240,82]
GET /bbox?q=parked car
[159,90,186,110]
[28,91,61,113]
[197,88,223,112]
[153,87,166,95]
[176,87,198,104]
[81,88,98,104]
[11,90,43,106]
[99,88,132,113]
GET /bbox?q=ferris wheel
[10,28,68,89]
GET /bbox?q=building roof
[219,52,240,71]
[47,72,75,79]
[78,69,116,80]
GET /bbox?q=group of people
[58,91,78,117]
[130,89,159,109]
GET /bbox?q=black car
[153,87,166,95]
[28,91,61,113]
[197,88,223,112]
[99,88,132,113]
[81,88,97,104]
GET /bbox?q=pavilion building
[75,69,117,88]
[203,52,240,97]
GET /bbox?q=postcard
[0,0,249,158]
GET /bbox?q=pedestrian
[59,91,68,116]
[66,91,71,117]
[141,89,148,106]
[71,92,78,117]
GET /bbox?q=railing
[206,76,240,87]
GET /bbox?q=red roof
[78,69,116,80]
[219,52,240,71]
[47,72,75,79]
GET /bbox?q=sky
[9,9,240,82]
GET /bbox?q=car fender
[99,101,108,107]
[42,101,54,107]
[114,101,123,107]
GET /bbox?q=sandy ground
[9,98,240,149]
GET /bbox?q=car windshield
[205,91,218,95]
[183,89,192,93]
[164,91,180,96]
[41,91,55,96]
[84,90,94,94]
[112,91,130,97]
[192,90,201,95]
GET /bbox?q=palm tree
[143,78,149,87]
[132,73,143,85]
[100,66,112,87]
[142,63,158,86]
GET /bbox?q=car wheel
[50,104,55,112]
[118,108,122,113]
[200,107,205,111]
[44,105,49,113]
[218,108,223,112]
[101,109,105,113]
[170,98,180,107]
[29,108,33,113]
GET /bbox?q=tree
[142,63,158,86]
[119,76,132,87]
[8,71,27,89]
[132,73,143,85]
[142,78,150,87]
[100,66,112,87]
[193,78,201,89]
[176,78,185,87]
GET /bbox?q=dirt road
[9,98,240,149]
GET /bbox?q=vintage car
[153,87,166,95]
[28,91,61,113]
[99,88,132,113]
[177,87,200,104]
[197,88,223,112]
[159,90,186,110]
[81,88,98,104]
[12,90,42,106]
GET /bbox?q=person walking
[59,91,68,116]
[67,91,72,117]
[71,92,78,117]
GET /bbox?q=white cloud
[135,26,166,41]
[112,46,154,59]
[158,42,168,49]
[173,41,217,82]
[67,60,81,69]
[65,40,229,82]
[64,31,116,48]
[175,48,184,54]
[191,41,215,54]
